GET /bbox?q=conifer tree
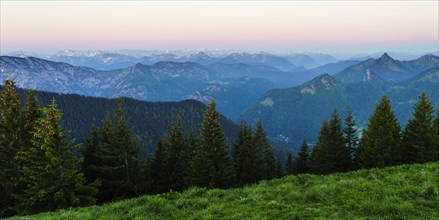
[82,126,101,184]
[254,120,277,180]
[431,112,439,161]
[0,82,42,217]
[285,152,294,175]
[293,139,309,174]
[310,110,352,174]
[343,107,358,158]
[150,139,169,193]
[84,98,141,202]
[309,121,331,174]
[356,95,401,168]
[275,159,283,177]
[0,80,22,216]
[16,99,98,215]
[137,155,153,195]
[233,122,262,185]
[163,116,190,191]
[401,92,435,163]
[190,101,235,188]
[328,109,353,172]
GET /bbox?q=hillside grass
[10,162,439,219]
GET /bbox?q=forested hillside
[5,86,239,153]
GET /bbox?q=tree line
[284,92,439,175]
[0,80,280,217]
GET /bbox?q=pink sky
[1,1,438,53]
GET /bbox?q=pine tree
[190,101,235,188]
[356,95,401,168]
[401,92,435,163]
[309,121,331,174]
[233,122,262,185]
[343,107,359,158]
[0,80,23,216]
[84,98,141,202]
[254,120,277,180]
[293,139,309,174]
[15,99,98,215]
[285,152,294,175]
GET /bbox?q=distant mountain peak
[188,52,213,61]
[379,53,393,61]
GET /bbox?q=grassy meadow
[10,162,439,219]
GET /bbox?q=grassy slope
[11,162,439,219]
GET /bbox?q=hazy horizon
[1,1,438,54]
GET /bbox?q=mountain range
[1,52,438,150]
[0,56,305,119]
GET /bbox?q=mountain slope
[241,74,348,145]
[186,77,275,120]
[220,52,297,71]
[241,69,439,148]
[13,162,439,219]
[310,59,362,75]
[7,87,239,154]
[334,53,438,84]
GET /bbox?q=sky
[1,1,438,54]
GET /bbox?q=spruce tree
[163,116,190,191]
[0,80,22,216]
[343,107,358,158]
[309,121,331,174]
[150,139,169,193]
[85,98,141,202]
[356,95,401,168]
[431,112,439,161]
[401,92,435,163]
[328,109,353,172]
[285,152,294,175]
[0,82,42,217]
[137,155,153,195]
[16,99,98,215]
[254,120,277,180]
[275,159,283,177]
[190,101,235,188]
[293,139,309,174]
[310,110,352,174]
[233,122,262,185]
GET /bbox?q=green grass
[10,162,439,219]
